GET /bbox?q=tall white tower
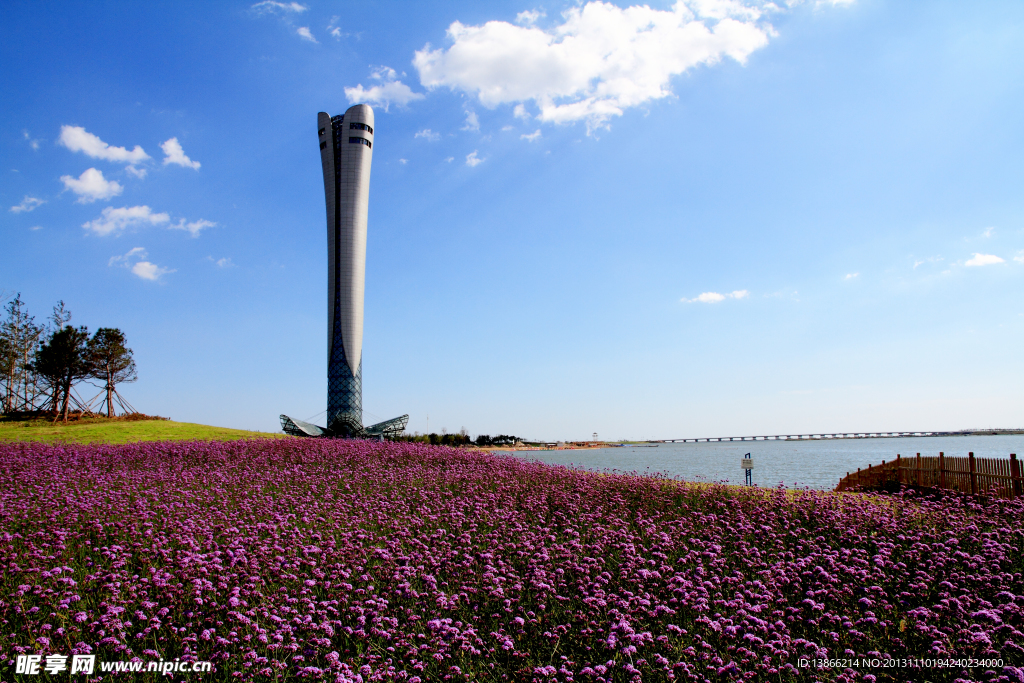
[279,105,406,439]
[318,104,374,434]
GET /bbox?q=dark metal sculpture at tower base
[279,413,409,440]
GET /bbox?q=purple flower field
[1,439,1023,682]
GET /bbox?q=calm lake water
[500,435,1024,491]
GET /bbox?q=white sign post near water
[742,453,753,486]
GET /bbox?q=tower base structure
[280,413,409,440]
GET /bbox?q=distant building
[280,105,407,439]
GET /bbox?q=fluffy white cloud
[345,66,425,110]
[684,289,748,303]
[170,218,216,237]
[251,1,307,13]
[465,150,484,167]
[461,111,480,131]
[296,26,317,42]
[521,129,542,141]
[160,138,201,169]
[516,9,545,26]
[965,253,1004,267]
[108,247,174,280]
[60,168,123,203]
[23,130,40,150]
[327,17,345,39]
[513,104,529,120]
[414,0,774,131]
[10,196,44,213]
[83,205,170,236]
[1014,251,1024,264]
[108,247,147,266]
[845,272,858,279]
[132,261,174,280]
[415,128,441,141]
[59,126,149,164]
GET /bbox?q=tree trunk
[61,375,71,423]
[106,375,114,418]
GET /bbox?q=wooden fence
[835,452,1023,499]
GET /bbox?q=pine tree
[87,328,137,417]
[33,325,92,421]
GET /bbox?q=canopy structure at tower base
[280,413,408,440]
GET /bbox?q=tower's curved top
[345,103,374,128]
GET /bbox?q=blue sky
[3,0,1023,440]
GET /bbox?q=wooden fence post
[939,452,946,490]
[969,452,977,496]
[916,452,921,487]
[1011,454,1020,499]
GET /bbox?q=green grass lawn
[0,416,290,444]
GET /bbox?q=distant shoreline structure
[662,428,1024,443]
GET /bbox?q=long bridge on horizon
[660,428,1024,444]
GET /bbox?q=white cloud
[684,289,749,303]
[913,256,943,269]
[414,1,775,131]
[965,253,1005,267]
[170,218,216,237]
[327,17,345,39]
[206,255,235,268]
[132,261,174,280]
[160,138,201,169]
[10,196,44,213]
[58,125,149,164]
[516,9,545,26]
[83,205,170,236]
[1014,251,1024,264]
[23,130,40,150]
[521,129,542,142]
[345,66,425,110]
[296,26,317,42]
[399,158,408,164]
[251,1,307,13]
[415,128,441,141]
[465,150,484,167]
[513,103,530,120]
[109,247,174,280]
[462,111,480,131]
[109,247,147,266]
[982,226,994,238]
[844,272,858,280]
[30,225,43,231]
[60,168,123,203]
[126,165,147,179]
[444,156,455,163]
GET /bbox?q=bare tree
[87,328,137,417]
[1,294,45,413]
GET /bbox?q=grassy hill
[0,415,289,444]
